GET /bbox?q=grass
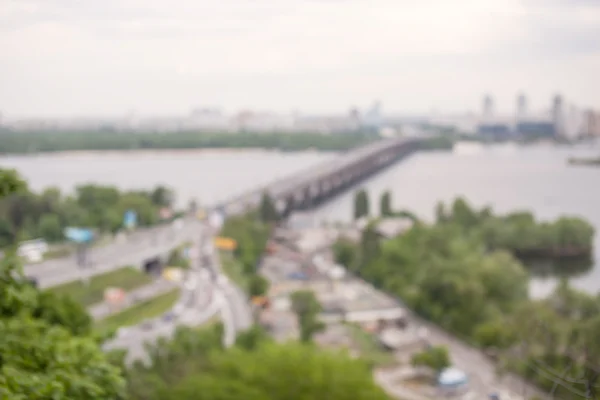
[219,251,249,292]
[47,266,154,307]
[345,323,396,368]
[95,288,181,332]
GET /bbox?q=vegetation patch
[345,323,395,368]
[48,266,154,307]
[95,288,180,332]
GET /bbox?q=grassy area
[47,266,154,307]
[95,288,181,332]
[219,251,249,292]
[345,323,396,368]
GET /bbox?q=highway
[102,221,253,363]
[26,217,202,289]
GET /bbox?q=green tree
[411,345,451,373]
[249,274,270,298]
[290,290,324,342]
[380,191,392,217]
[38,213,63,242]
[332,238,357,269]
[128,325,390,400]
[150,185,174,208]
[259,192,279,223]
[353,190,370,220]
[0,170,125,399]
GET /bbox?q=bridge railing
[216,137,417,214]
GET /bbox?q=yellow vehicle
[214,236,237,251]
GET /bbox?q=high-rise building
[552,94,565,137]
[516,93,527,119]
[482,94,494,118]
[583,109,599,138]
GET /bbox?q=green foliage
[332,238,358,270]
[353,189,370,220]
[258,192,279,223]
[220,213,271,296]
[127,324,390,400]
[0,181,177,248]
[347,196,599,399]
[411,345,451,373]
[290,290,325,342]
[440,197,595,258]
[248,274,270,297]
[0,170,125,399]
[380,191,392,217]
[0,130,379,154]
[0,317,125,400]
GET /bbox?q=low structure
[374,217,413,239]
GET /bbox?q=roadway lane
[88,279,178,320]
[205,238,253,347]
[26,218,203,289]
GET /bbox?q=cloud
[0,0,598,115]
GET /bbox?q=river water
[1,143,599,297]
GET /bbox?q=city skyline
[1,0,599,117]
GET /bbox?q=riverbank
[1,147,321,159]
[0,130,379,154]
[568,156,600,166]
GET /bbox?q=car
[140,321,154,331]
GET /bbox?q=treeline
[337,195,599,398]
[0,170,390,400]
[435,198,595,259]
[0,130,380,154]
[0,168,176,248]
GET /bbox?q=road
[203,233,253,347]
[102,221,254,362]
[405,311,548,399]
[26,217,202,289]
[88,279,178,320]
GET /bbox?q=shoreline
[0,147,330,159]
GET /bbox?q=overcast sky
[1,0,599,118]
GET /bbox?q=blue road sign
[64,227,94,243]
[124,210,137,229]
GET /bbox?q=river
[1,143,599,297]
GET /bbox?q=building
[516,120,556,139]
[516,93,527,119]
[552,94,565,137]
[482,94,494,119]
[583,109,599,138]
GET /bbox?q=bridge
[25,136,422,288]
[222,137,422,217]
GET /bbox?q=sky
[0,0,599,118]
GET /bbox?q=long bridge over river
[25,137,423,288]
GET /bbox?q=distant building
[516,120,556,139]
[482,94,494,119]
[477,122,511,139]
[583,109,599,138]
[552,94,565,137]
[516,93,527,120]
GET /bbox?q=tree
[249,274,270,298]
[290,290,325,342]
[0,170,125,399]
[380,191,392,217]
[332,238,357,269]
[38,213,63,242]
[150,185,174,208]
[411,345,451,373]
[353,190,370,220]
[258,192,279,223]
[127,325,390,400]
